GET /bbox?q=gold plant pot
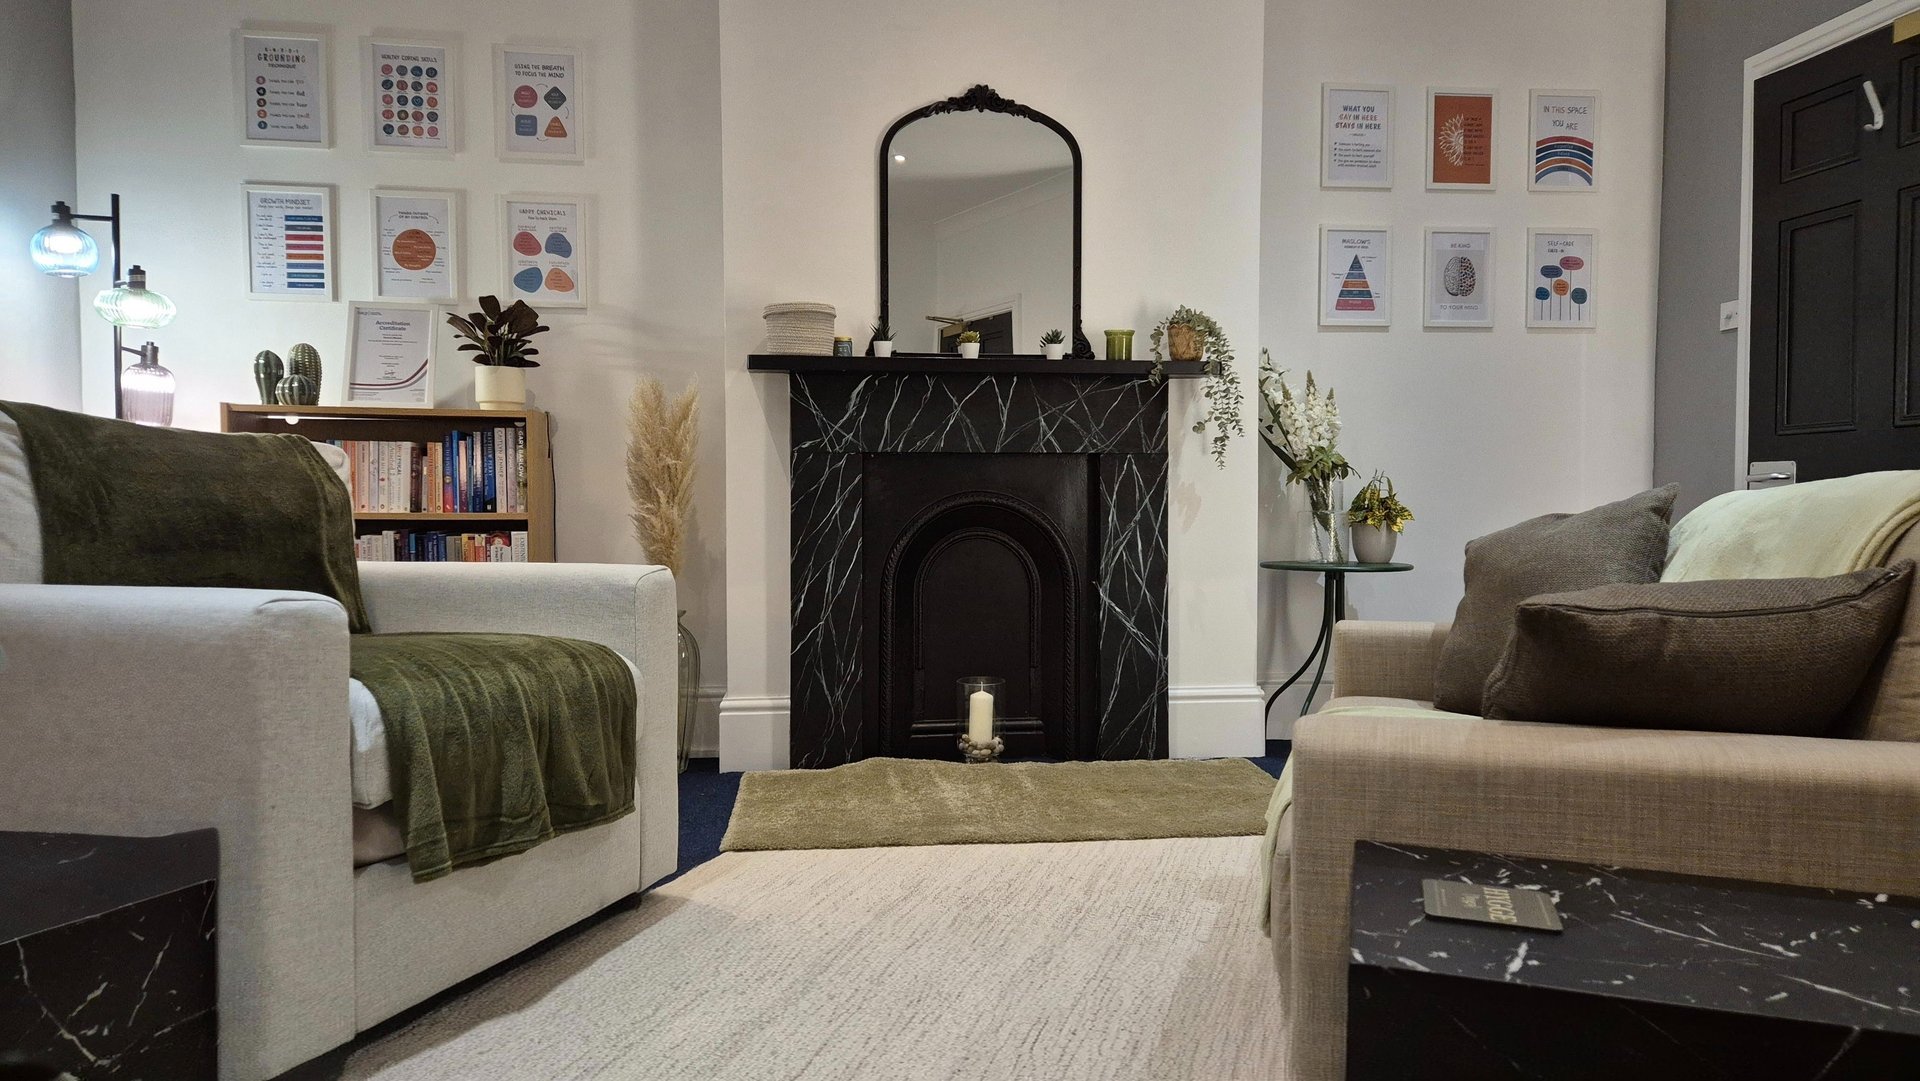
[1167,323,1206,363]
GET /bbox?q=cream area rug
[723,757,1277,852]
[339,836,1286,1080]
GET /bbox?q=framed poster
[364,38,455,152]
[1321,84,1393,189]
[234,30,330,146]
[500,195,588,308]
[372,188,461,301]
[494,45,583,162]
[1527,229,1596,328]
[346,303,436,406]
[1424,228,1494,328]
[1529,90,1598,191]
[243,184,333,300]
[1426,88,1496,190]
[1319,226,1391,326]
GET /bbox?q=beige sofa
[1270,541,1920,1081]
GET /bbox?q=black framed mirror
[877,85,1092,358]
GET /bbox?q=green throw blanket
[351,633,637,882]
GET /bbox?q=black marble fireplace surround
[755,356,1199,768]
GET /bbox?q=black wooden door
[1751,28,1920,481]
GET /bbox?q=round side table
[1261,560,1413,720]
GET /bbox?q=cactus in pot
[252,350,283,404]
[276,343,322,404]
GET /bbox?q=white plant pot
[473,365,528,410]
[958,343,981,359]
[873,340,895,357]
[1351,523,1399,564]
[1043,343,1066,360]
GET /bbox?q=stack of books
[326,427,529,513]
[355,530,530,562]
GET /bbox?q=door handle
[1865,80,1886,131]
[1746,461,1796,489]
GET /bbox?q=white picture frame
[1318,225,1392,327]
[1526,228,1597,328]
[1425,87,1497,191]
[1424,227,1495,328]
[345,302,437,407]
[493,44,585,163]
[234,29,331,147]
[242,183,335,301]
[1320,84,1394,189]
[1528,90,1599,191]
[499,194,589,309]
[371,188,462,302]
[362,37,458,154]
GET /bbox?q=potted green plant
[1039,328,1066,360]
[1347,470,1412,563]
[956,329,982,359]
[871,319,895,358]
[1148,306,1243,468]
[447,295,549,410]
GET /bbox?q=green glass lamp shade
[93,266,176,328]
[30,218,99,277]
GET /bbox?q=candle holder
[956,676,1005,765]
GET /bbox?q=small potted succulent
[447,295,549,409]
[1346,470,1413,563]
[1039,328,1066,360]
[871,320,895,358]
[955,329,982,359]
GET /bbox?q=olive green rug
[721,757,1277,852]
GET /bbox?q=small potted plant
[447,295,548,409]
[871,320,895,358]
[1039,328,1066,360]
[1346,470,1413,563]
[1148,305,1243,469]
[956,329,982,359]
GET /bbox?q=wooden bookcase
[220,403,556,562]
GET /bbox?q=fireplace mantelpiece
[762,360,1187,768]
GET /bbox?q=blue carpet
[672,740,1291,879]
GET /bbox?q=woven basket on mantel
[763,302,837,356]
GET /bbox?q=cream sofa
[0,563,679,1079]
[1270,544,1920,1081]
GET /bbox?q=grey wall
[0,0,81,407]
[1656,0,1863,512]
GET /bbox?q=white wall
[71,0,730,750]
[1258,0,1667,729]
[0,0,82,409]
[719,0,1267,769]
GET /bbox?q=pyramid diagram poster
[1320,227,1391,326]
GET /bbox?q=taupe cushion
[1433,485,1679,714]
[1482,563,1914,735]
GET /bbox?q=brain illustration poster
[367,41,452,151]
[1321,85,1393,188]
[373,189,459,301]
[1320,227,1391,326]
[237,32,328,145]
[1530,91,1598,190]
[1425,229,1493,327]
[503,196,587,308]
[496,47,582,162]
[1527,230,1596,328]
[1427,89,1495,189]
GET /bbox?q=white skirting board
[717,685,1268,771]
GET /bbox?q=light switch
[1719,301,1740,332]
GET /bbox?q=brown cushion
[1433,485,1678,714]
[1482,563,1914,735]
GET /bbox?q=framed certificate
[1426,88,1496,190]
[1321,84,1393,189]
[500,194,588,309]
[1527,229,1596,328]
[371,188,461,302]
[345,303,436,406]
[1424,228,1494,328]
[1319,226,1391,327]
[494,45,584,163]
[242,183,334,301]
[364,38,456,153]
[1529,90,1598,191]
[234,30,330,146]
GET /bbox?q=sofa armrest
[357,562,680,888]
[1283,711,1920,1081]
[1330,620,1449,701]
[0,584,355,1079]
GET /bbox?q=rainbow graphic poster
[1320,227,1391,326]
[1528,230,1596,328]
[1530,92,1598,190]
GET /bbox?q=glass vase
[676,612,700,773]
[1306,478,1347,564]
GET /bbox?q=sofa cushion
[1482,563,1913,735]
[1844,524,1920,741]
[1433,485,1678,714]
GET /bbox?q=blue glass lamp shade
[93,266,176,329]
[29,217,100,277]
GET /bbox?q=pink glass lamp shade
[121,343,175,427]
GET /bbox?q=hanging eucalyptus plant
[1148,305,1243,468]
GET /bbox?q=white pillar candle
[967,690,995,743]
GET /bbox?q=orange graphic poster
[1428,91,1495,188]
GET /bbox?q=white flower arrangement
[1258,349,1344,471]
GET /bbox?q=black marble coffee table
[1,829,218,1078]
[1347,841,1920,1080]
